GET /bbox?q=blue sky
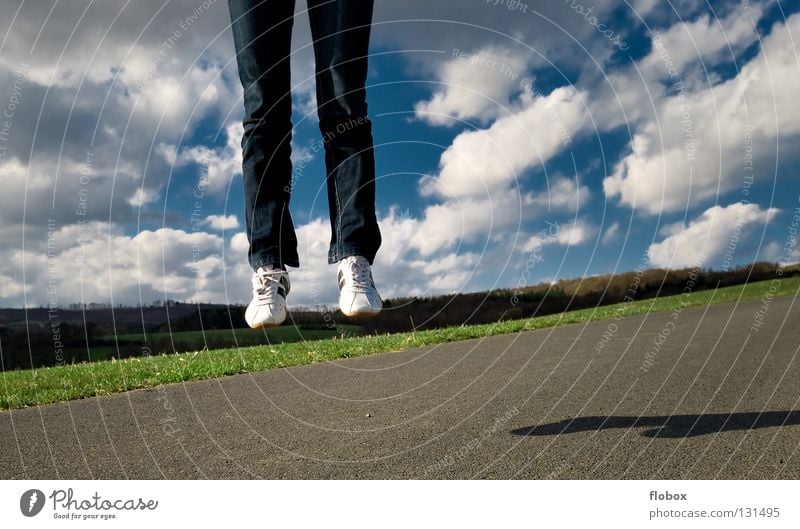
[1,0,798,308]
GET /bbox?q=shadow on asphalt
[511,411,800,438]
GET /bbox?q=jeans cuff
[251,254,299,271]
[328,245,377,265]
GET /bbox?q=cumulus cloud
[401,44,592,260]
[601,221,621,245]
[760,240,800,266]
[6,221,233,307]
[522,217,597,252]
[165,122,243,193]
[2,208,503,307]
[0,0,248,236]
[603,11,800,214]
[637,4,765,83]
[128,188,161,207]
[647,202,778,268]
[407,175,589,257]
[204,214,240,230]
[373,0,622,73]
[266,213,485,307]
[3,0,798,310]
[162,121,318,196]
[422,85,587,199]
[413,46,532,126]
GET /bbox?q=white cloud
[601,221,620,245]
[164,122,316,195]
[408,175,589,258]
[525,175,591,212]
[760,240,800,266]
[407,45,591,258]
[5,221,235,306]
[638,5,765,82]
[273,213,484,306]
[409,189,520,256]
[125,63,236,136]
[603,12,800,214]
[204,215,240,231]
[422,85,586,200]
[373,0,622,74]
[3,0,797,310]
[647,202,778,268]
[165,122,244,194]
[658,221,685,238]
[0,210,492,309]
[0,1,235,89]
[414,46,532,126]
[631,0,659,17]
[128,188,160,207]
[522,217,597,251]
[0,156,147,227]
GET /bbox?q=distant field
[1,276,798,410]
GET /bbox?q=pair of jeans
[228,0,382,271]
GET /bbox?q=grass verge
[2,276,798,410]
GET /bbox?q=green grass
[109,325,363,349]
[2,277,797,410]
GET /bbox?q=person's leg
[228,0,299,270]
[307,0,381,266]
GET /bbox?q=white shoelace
[253,268,285,303]
[344,257,372,293]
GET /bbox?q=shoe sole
[248,320,285,329]
[340,309,381,318]
[246,312,289,329]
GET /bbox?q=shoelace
[345,258,373,293]
[253,268,285,303]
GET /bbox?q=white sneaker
[245,265,290,329]
[337,255,382,317]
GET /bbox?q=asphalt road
[2,296,799,479]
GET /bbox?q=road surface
[2,296,798,479]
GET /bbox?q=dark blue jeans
[228,0,381,271]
